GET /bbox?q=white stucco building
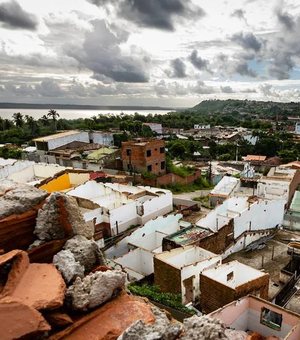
[33,130,114,151]
[67,181,173,236]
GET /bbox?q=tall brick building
[121,140,166,175]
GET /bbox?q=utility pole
[128,149,133,176]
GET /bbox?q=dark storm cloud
[276,9,295,30]
[166,58,187,78]
[66,19,148,83]
[118,0,205,31]
[231,9,246,20]
[0,0,37,30]
[191,81,216,94]
[220,85,234,93]
[234,60,257,77]
[189,50,211,73]
[231,32,262,52]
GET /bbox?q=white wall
[0,160,34,179]
[257,179,289,201]
[113,248,154,277]
[33,163,66,178]
[90,132,114,146]
[105,214,182,259]
[48,131,89,150]
[233,199,285,239]
[129,231,165,251]
[202,261,265,289]
[210,176,239,196]
[140,191,173,223]
[181,256,221,304]
[222,230,273,259]
[196,197,285,238]
[110,201,139,235]
[68,172,90,186]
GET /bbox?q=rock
[63,235,105,272]
[34,192,71,242]
[53,250,85,284]
[66,270,126,311]
[181,315,228,340]
[64,194,94,239]
[33,192,94,244]
[0,181,47,220]
[47,293,155,340]
[45,312,73,328]
[0,250,66,311]
[0,297,50,340]
[117,307,183,340]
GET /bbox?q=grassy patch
[192,195,213,209]
[127,283,196,315]
[161,177,214,194]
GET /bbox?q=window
[147,150,151,157]
[126,149,131,156]
[147,165,152,172]
[160,147,165,154]
[161,161,165,170]
[227,271,234,281]
[261,307,282,331]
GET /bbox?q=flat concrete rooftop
[224,229,300,302]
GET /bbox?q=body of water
[0,109,173,120]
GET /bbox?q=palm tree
[4,119,12,130]
[47,109,60,132]
[25,115,36,135]
[40,115,50,126]
[0,117,4,131]
[12,112,24,128]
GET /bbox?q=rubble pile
[30,192,94,249]
[66,270,126,311]
[117,307,183,340]
[181,315,228,340]
[0,180,47,220]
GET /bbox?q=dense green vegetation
[0,99,300,164]
[127,283,196,315]
[161,177,212,194]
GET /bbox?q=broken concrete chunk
[64,194,94,239]
[117,308,183,340]
[0,297,51,340]
[181,315,228,340]
[53,249,85,284]
[66,270,126,311]
[33,192,94,244]
[0,181,47,220]
[34,192,71,242]
[64,235,105,272]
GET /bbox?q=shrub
[127,284,196,315]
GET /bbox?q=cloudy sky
[1,0,300,107]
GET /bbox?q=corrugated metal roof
[32,130,82,142]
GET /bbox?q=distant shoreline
[0,102,180,111]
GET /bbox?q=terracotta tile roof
[244,155,267,161]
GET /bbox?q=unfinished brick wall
[199,221,234,254]
[235,274,269,301]
[200,274,235,314]
[122,140,166,175]
[142,170,202,187]
[200,272,269,314]
[154,257,181,295]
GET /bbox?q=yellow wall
[40,173,71,193]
